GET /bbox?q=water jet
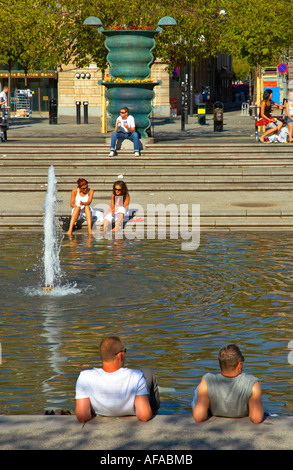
[42,165,61,291]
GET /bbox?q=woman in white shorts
[66,178,94,235]
[101,180,130,233]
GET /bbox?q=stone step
[1,215,292,231]
[1,183,293,192]
[2,168,292,176]
[1,143,293,154]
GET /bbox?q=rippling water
[1,231,293,416]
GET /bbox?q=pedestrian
[75,336,160,423]
[66,178,94,235]
[100,179,130,233]
[192,344,264,423]
[259,89,283,143]
[285,92,293,143]
[194,90,202,114]
[109,107,140,157]
[0,86,8,108]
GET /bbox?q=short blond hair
[99,336,124,362]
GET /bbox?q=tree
[58,0,228,71]
[222,0,293,67]
[0,0,73,95]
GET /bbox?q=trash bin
[213,101,223,131]
[49,98,58,124]
[197,103,206,125]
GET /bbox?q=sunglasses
[114,348,127,355]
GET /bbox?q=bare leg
[84,206,93,235]
[66,206,80,235]
[259,122,283,142]
[289,122,293,142]
[112,213,124,232]
[100,218,111,233]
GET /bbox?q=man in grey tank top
[192,344,264,424]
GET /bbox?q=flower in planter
[104,78,154,83]
[109,24,155,30]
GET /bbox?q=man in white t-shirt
[109,107,140,157]
[75,335,160,423]
[0,86,8,108]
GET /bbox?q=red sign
[277,63,288,74]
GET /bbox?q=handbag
[255,117,276,126]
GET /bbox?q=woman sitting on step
[66,178,94,235]
[259,89,283,143]
[100,179,130,233]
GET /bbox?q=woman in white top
[285,92,293,143]
[100,180,129,233]
[66,178,94,235]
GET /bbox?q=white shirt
[116,114,135,133]
[75,367,149,416]
[194,93,202,105]
[0,91,7,106]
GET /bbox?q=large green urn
[101,29,160,137]
[83,16,177,138]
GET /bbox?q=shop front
[0,68,57,114]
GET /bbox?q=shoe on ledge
[134,151,140,157]
[109,150,115,157]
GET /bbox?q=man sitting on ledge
[192,344,264,424]
[75,335,160,423]
[109,107,140,157]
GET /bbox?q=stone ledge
[105,137,154,150]
[0,414,292,450]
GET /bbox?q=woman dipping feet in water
[101,180,129,233]
[67,178,94,235]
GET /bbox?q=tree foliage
[221,0,293,67]
[0,0,292,74]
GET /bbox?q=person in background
[259,89,283,143]
[66,178,94,235]
[192,344,264,424]
[285,92,293,143]
[0,86,8,108]
[194,90,202,114]
[75,336,160,423]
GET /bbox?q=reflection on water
[0,231,293,415]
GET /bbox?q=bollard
[49,98,57,124]
[76,101,81,124]
[83,101,88,124]
[241,102,249,116]
[213,101,223,131]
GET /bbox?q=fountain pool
[1,231,293,416]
